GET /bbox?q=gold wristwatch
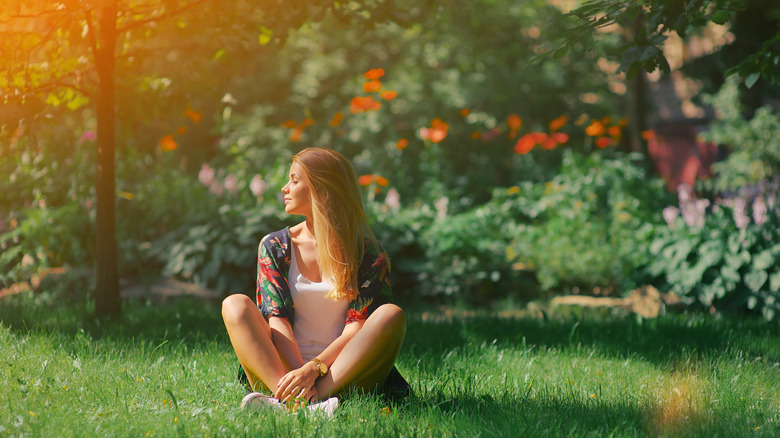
[311,357,328,378]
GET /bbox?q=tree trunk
[94,3,120,318]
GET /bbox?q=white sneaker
[240,392,284,411]
[306,397,338,417]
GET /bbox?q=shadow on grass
[3,291,779,367]
[0,292,227,348]
[402,306,780,369]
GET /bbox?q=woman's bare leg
[221,294,288,393]
[315,304,406,398]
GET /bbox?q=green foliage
[147,203,290,293]
[699,77,780,191]
[647,191,780,321]
[507,151,669,294]
[368,151,668,303]
[0,203,94,287]
[547,0,780,87]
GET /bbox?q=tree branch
[115,0,212,33]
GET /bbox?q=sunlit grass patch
[2,293,780,436]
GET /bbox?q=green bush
[699,76,780,191]
[506,150,669,294]
[367,150,669,304]
[647,182,780,321]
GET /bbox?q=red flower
[506,114,522,131]
[549,115,568,131]
[551,132,569,144]
[420,118,449,143]
[514,134,535,154]
[595,137,612,148]
[396,138,408,149]
[531,132,548,143]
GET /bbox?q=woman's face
[281,162,312,217]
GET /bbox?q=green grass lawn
[2,292,779,437]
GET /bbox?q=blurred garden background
[3,1,780,436]
[3,0,779,320]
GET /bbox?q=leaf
[553,46,569,61]
[710,10,731,25]
[747,296,758,310]
[752,249,774,271]
[745,270,768,292]
[770,271,780,292]
[744,72,760,89]
[258,26,273,45]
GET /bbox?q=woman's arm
[268,316,304,371]
[274,319,365,402]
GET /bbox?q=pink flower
[384,188,400,210]
[199,164,215,186]
[753,196,768,225]
[224,174,238,196]
[80,130,96,143]
[662,206,679,227]
[250,175,268,197]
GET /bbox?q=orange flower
[470,131,481,140]
[601,116,612,125]
[380,90,398,100]
[358,174,389,186]
[396,138,408,149]
[184,109,202,123]
[531,132,548,143]
[301,118,314,128]
[507,114,522,131]
[641,130,656,141]
[607,125,621,138]
[420,118,449,143]
[514,134,535,154]
[176,126,187,135]
[585,120,605,137]
[350,96,382,113]
[460,108,470,117]
[618,118,628,127]
[330,112,344,127]
[282,120,296,128]
[363,80,382,93]
[289,127,303,142]
[159,135,178,151]
[364,68,385,80]
[549,115,568,131]
[595,137,612,148]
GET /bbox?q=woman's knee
[370,304,406,334]
[221,294,256,325]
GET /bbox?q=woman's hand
[275,361,320,404]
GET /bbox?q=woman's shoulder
[259,227,291,251]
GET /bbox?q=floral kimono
[256,227,393,325]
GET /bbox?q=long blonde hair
[293,147,378,301]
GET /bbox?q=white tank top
[289,248,348,362]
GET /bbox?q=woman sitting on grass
[221,147,407,415]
